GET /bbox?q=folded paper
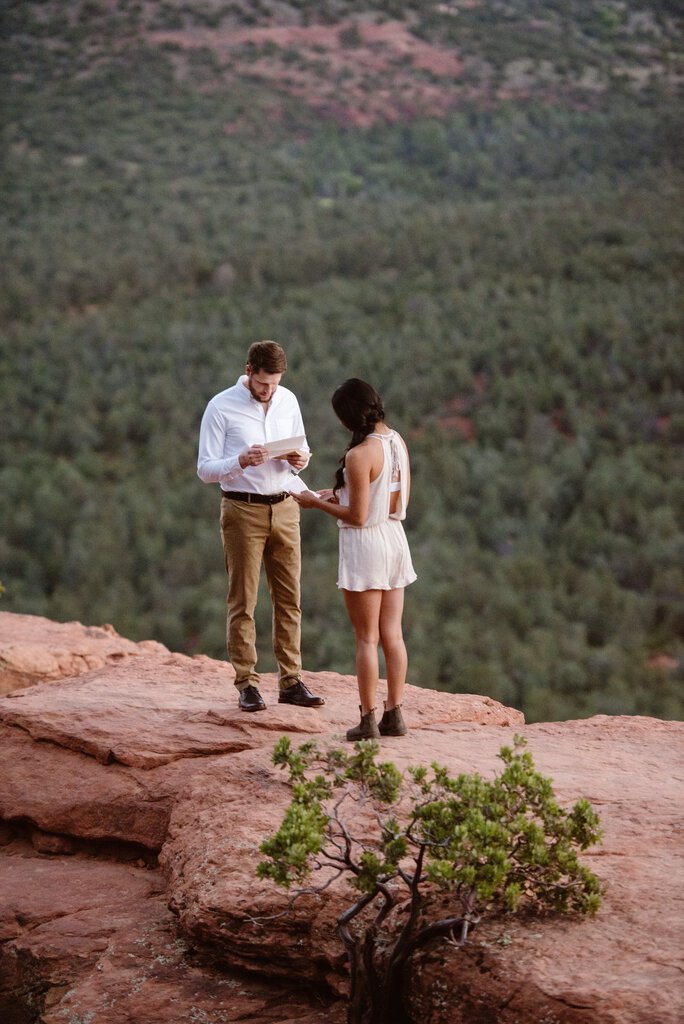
[263,435,306,458]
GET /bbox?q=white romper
[337,430,417,592]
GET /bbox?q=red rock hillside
[0,611,682,1023]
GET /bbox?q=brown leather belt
[221,491,288,505]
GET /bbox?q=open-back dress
[336,430,417,592]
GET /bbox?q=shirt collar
[236,374,281,409]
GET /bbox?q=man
[197,340,325,712]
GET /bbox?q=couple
[197,340,417,741]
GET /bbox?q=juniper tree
[258,736,602,1024]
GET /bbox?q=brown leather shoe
[346,707,380,741]
[278,680,325,707]
[238,685,266,712]
[378,703,407,736]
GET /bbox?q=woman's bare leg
[379,588,407,709]
[342,589,383,713]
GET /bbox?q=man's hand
[239,444,268,468]
[285,450,309,471]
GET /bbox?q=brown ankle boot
[378,703,407,736]
[346,707,380,742]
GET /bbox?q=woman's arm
[293,445,373,526]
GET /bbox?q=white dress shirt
[197,375,310,494]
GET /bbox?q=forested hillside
[1,0,682,721]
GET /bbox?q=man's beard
[248,381,272,403]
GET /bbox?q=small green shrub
[258,735,602,1024]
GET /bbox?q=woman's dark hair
[332,378,385,493]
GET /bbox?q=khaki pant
[220,495,302,691]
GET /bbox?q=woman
[293,379,417,740]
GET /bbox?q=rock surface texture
[0,611,682,1023]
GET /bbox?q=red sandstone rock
[1,846,342,1024]
[0,612,682,1023]
[0,611,167,695]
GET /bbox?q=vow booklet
[263,435,306,458]
[287,475,313,495]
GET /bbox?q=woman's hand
[291,489,320,508]
[317,488,338,503]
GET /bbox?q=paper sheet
[286,475,316,495]
[263,435,306,458]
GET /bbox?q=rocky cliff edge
[0,611,682,1024]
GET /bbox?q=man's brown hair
[246,340,287,374]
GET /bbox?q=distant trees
[1,4,682,722]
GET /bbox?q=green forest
[1,0,682,722]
